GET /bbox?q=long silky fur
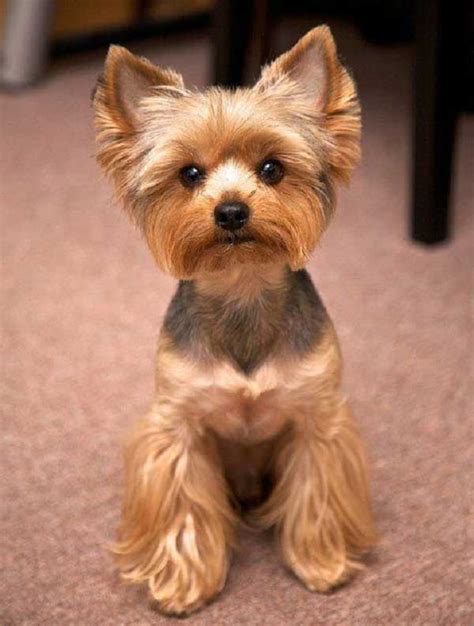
[254,401,376,590]
[112,411,237,614]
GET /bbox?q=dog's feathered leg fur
[254,334,376,590]
[112,408,236,615]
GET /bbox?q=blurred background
[1,1,473,625]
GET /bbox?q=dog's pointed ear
[93,45,185,132]
[255,26,360,183]
[255,26,337,110]
[256,26,337,111]
[93,46,186,193]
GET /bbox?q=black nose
[214,201,249,231]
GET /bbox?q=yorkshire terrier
[93,25,376,615]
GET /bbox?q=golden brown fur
[93,25,376,616]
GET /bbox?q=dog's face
[94,27,360,279]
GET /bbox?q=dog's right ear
[93,45,184,133]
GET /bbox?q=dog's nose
[214,201,249,231]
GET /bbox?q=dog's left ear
[255,26,360,182]
[93,45,184,132]
[256,26,337,111]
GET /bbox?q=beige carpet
[1,18,473,625]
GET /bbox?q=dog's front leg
[257,399,376,592]
[112,409,236,615]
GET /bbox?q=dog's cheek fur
[257,161,333,269]
[143,194,216,278]
[93,94,183,220]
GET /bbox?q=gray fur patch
[163,268,328,374]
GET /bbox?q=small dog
[93,25,376,615]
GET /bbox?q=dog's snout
[214,201,249,232]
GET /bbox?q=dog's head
[93,26,360,279]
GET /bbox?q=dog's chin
[173,235,288,279]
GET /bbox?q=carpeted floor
[1,18,473,626]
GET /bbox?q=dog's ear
[93,46,185,197]
[93,45,185,132]
[255,26,360,182]
[256,26,336,111]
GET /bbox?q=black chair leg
[212,0,255,87]
[412,0,459,244]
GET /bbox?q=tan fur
[94,25,376,616]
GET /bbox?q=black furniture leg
[212,0,255,86]
[412,0,458,244]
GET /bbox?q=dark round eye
[258,159,284,185]
[179,164,205,188]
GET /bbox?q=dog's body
[161,266,330,492]
[94,26,376,615]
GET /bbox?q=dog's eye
[179,164,205,188]
[258,159,284,185]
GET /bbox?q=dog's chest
[156,332,337,445]
[201,373,288,443]
[159,270,332,443]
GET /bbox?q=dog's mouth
[192,230,288,274]
[217,232,256,246]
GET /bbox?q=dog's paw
[147,550,228,616]
[118,513,229,616]
[287,552,353,593]
[148,562,227,616]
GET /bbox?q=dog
[93,25,376,615]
